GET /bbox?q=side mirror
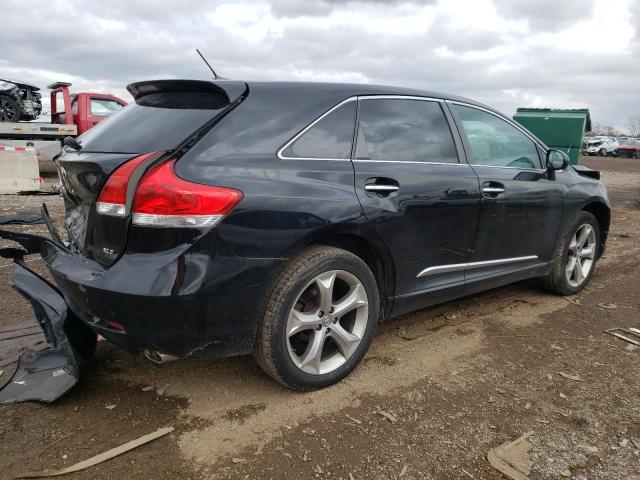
[546,150,570,171]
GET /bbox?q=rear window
[77,92,227,154]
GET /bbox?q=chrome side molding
[417,255,539,278]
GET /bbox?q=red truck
[0,82,128,179]
[49,82,128,135]
[0,81,128,139]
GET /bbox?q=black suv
[1,80,609,394]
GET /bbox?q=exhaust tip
[143,349,179,365]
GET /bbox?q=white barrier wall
[0,146,41,194]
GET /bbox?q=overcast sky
[1,0,638,132]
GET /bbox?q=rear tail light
[96,152,158,217]
[96,154,243,228]
[131,160,243,228]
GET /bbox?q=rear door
[352,96,481,302]
[447,102,563,285]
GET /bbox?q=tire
[253,245,379,390]
[0,95,22,122]
[541,211,601,296]
[599,149,607,157]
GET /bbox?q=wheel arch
[289,225,396,321]
[581,199,610,257]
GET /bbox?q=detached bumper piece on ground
[0,212,95,403]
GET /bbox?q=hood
[0,78,40,90]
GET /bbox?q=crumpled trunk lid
[58,152,141,265]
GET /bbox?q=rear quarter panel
[174,83,368,260]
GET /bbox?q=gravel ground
[0,156,639,480]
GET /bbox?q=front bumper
[583,148,604,155]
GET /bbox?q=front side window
[355,98,458,163]
[453,104,541,169]
[90,98,125,117]
[281,101,356,159]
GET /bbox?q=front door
[448,102,563,284]
[352,97,481,303]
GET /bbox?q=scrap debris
[16,426,174,478]
[0,213,45,225]
[563,296,580,305]
[558,372,584,382]
[345,414,362,425]
[487,431,534,480]
[597,302,617,310]
[604,328,640,347]
[375,409,397,423]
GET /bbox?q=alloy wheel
[565,223,597,287]
[286,270,369,375]
[0,98,17,122]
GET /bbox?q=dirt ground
[0,156,639,480]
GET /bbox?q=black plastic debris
[0,213,45,225]
[0,211,95,403]
[0,263,82,403]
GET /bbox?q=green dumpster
[513,108,591,165]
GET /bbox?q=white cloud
[0,0,637,132]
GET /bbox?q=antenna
[196,49,219,79]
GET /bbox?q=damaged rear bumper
[0,261,95,403]
[0,213,96,403]
[1,210,283,402]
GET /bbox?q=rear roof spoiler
[127,79,247,106]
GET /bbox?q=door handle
[364,184,399,193]
[364,178,400,196]
[481,181,505,197]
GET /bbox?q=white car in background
[583,136,619,156]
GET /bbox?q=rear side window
[90,98,124,117]
[280,101,356,159]
[355,99,458,163]
[77,92,227,154]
